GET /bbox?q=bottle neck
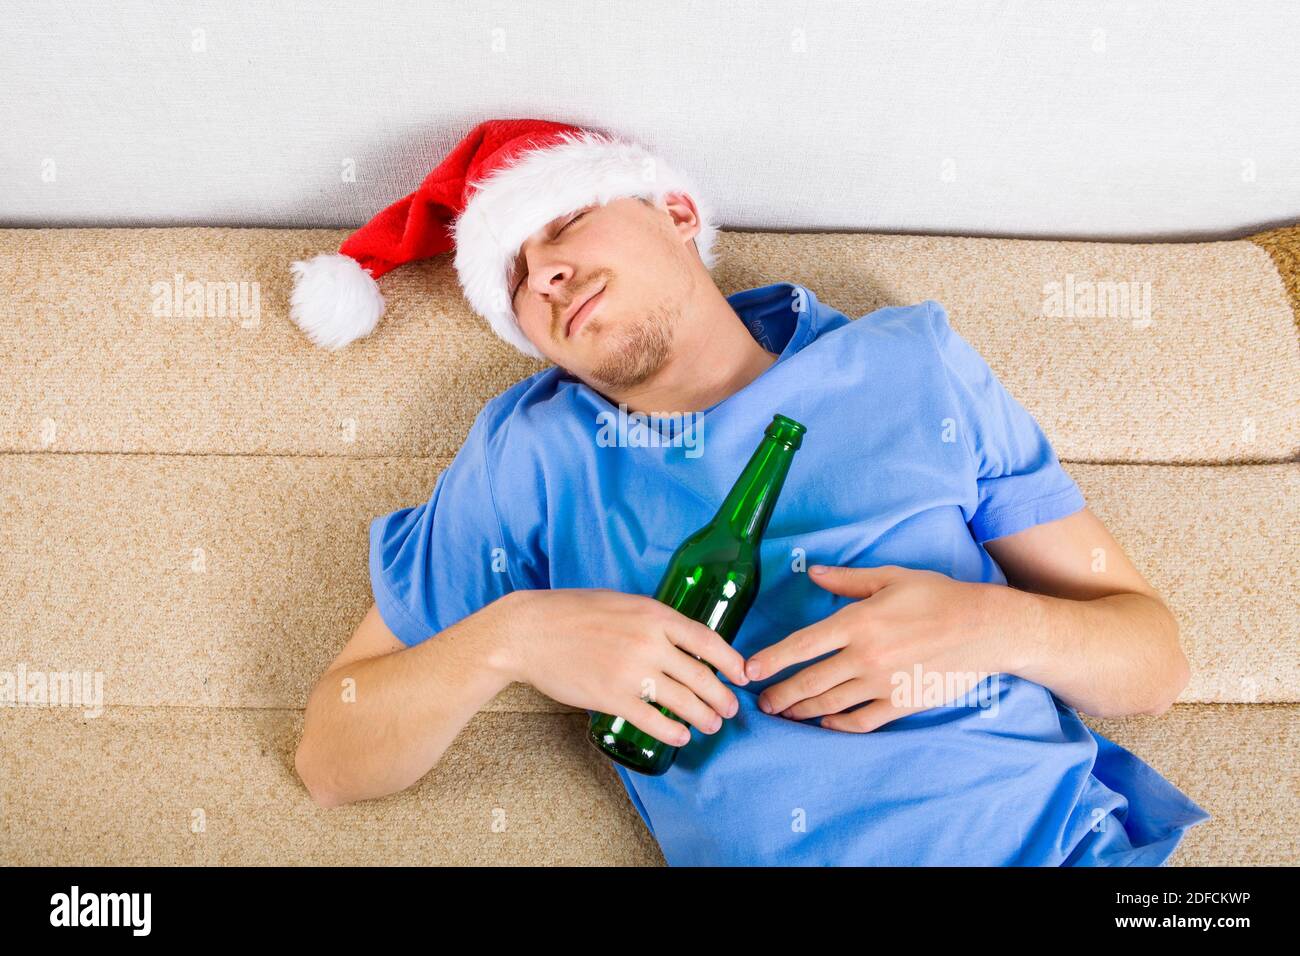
[715,437,799,545]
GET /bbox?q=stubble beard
[585,300,678,392]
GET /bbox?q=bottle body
[588,527,760,775]
[587,414,806,776]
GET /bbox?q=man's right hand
[499,588,750,746]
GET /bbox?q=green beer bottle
[588,413,807,776]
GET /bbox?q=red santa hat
[289,118,719,356]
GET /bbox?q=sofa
[1,225,1296,865]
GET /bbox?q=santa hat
[289,118,719,356]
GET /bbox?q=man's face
[507,194,702,392]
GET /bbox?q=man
[291,119,1209,865]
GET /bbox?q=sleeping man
[291,119,1209,865]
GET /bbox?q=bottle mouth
[767,414,807,449]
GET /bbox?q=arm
[296,589,751,808]
[747,508,1190,728]
[982,506,1189,718]
[294,596,522,809]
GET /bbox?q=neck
[604,281,778,416]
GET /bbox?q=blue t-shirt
[369,282,1210,866]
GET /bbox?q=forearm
[297,593,520,807]
[986,585,1190,718]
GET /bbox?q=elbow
[1144,657,1190,717]
[294,736,348,809]
[294,727,424,809]
[1143,696,1176,718]
[1143,609,1190,717]
[296,682,357,809]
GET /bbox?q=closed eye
[511,208,591,301]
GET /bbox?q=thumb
[807,564,900,598]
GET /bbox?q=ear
[659,191,702,253]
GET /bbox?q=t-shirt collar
[725,281,824,361]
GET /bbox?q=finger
[662,649,740,722]
[663,613,750,686]
[745,616,847,682]
[808,564,905,598]
[639,673,727,736]
[617,697,694,748]
[779,677,874,720]
[820,698,918,733]
[756,653,857,715]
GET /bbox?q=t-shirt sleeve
[923,300,1086,544]
[368,408,514,647]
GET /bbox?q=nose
[526,255,575,299]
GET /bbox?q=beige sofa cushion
[2,229,1296,462]
[1,705,1293,866]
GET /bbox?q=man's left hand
[744,564,1010,732]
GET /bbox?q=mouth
[563,283,606,339]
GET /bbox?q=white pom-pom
[289,253,386,350]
